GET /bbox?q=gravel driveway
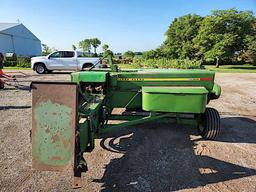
[0,70,255,192]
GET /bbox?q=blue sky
[1,0,255,53]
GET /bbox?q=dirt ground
[0,70,255,192]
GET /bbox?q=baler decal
[117,77,213,81]
[200,77,214,81]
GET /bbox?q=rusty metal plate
[31,82,77,172]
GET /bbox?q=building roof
[0,23,20,32]
[0,22,40,41]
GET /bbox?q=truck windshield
[49,51,61,58]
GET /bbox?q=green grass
[204,64,256,73]
[118,63,140,69]
[4,66,31,70]
[118,63,256,73]
[4,64,256,73]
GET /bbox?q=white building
[0,23,42,56]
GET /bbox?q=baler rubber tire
[199,107,220,140]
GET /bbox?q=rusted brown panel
[31,82,77,172]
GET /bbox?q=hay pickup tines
[31,63,221,188]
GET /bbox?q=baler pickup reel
[31,61,221,188]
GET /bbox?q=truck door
[60,51,78,70]
[47,51,64,70]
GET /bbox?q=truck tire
[35,63,47,74]
[82,63,93,70]
[199,108,220,140]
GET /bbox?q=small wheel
[35,63,46,74]
[198,108,220,140]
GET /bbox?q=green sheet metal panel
[110,69,215,91]
[78,118,89,152]
[71,71,108,83]
[108,91,142,109]
[142,86,208,113]
[142,86,208,94]
[32,82,77,172]
[210,83,221,99]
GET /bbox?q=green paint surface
[142,87,207,113]
[142,86,208,94]
[33,100,73,166]
[71,71,108,83]
[109,91,142,108]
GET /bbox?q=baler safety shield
[142,86,208,113]
[31,82,78,172]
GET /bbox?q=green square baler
[31,66,221,187]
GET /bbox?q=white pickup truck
[31,51,101,74]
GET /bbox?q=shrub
[3,56,31,68]
[133,58,202,69]
[16,57,31,68]
[142,48,165,59]
[123,50,135,58]
[3,60,16,67]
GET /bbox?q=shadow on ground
[48,71,72,75]
[210,117,255,144]
[93,117,256,191]
[0,105,31,110]
[0,83,31,91]
[228,66,256,70]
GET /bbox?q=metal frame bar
[99,112,198,134]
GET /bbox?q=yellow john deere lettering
[117,77,201,81]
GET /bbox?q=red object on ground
[0,69,12,78]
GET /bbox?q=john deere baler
[31,65,221,188]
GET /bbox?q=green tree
[72,44,77,51]
[78,39,91,53]
[90,38,101,55]
[123,50,135,58]
[163,14,203,59]
[42,44,51,55]
[242,36,256,64]
[143,48,164,59]
[240,20,256,64]
[102,44,109,51]
[102,44,113,58]
[104,50,114,58]
[193,9,255,67]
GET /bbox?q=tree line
[143,9,256,67]
[42,9,256,68]
[76,38,101,55]
[42,38,113,58]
